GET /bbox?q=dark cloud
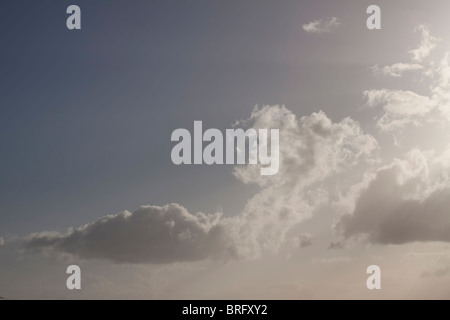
[291,233,313,248]
[24,204,235,264]
[328,241,345,250]
[336,152,450,245]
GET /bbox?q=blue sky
[0,0,402,235]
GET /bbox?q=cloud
[25,204,234,264]
[409,25,439,62]
[328,241,345,250]
[333,25,450,248]
[229,106,377,257]
[233,106,377,187]
[313,256,351,264]
[421,258,450,278]
[336,148,450,245]
[371,63,424,78]
[430,53,450,121]
[364,89,436,132]
[24,106,377,264]
[291,233,313,248]
[0,237,4,247]
[365,26,450,132]
[302,17,340,34]
[421,266,450,278]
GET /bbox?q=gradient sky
[3,0,450,299]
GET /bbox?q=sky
[2,0,450,299]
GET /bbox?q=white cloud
[431,53,450,121]
[229,106,377,257]
[365,26,450,132]
[302,17,340,34]
[409,25,439,62]
[371,63,423,78]
[233,106,377,187]
[364,89,436,132]
[24,106,377,264]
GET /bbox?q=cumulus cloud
[25,204,234,264]
[332,25,450,248]
[229,106,377,257]
[233,106,377,186]
[302,17,340,34]
[336,148,450,245]
[24,106,377,264]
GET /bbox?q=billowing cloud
[302,17,340,34]
[229,106,377,257]
[336,148,450,245]
[24,105,377,264]
[233,106,377,186]
[25,204,234,264]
